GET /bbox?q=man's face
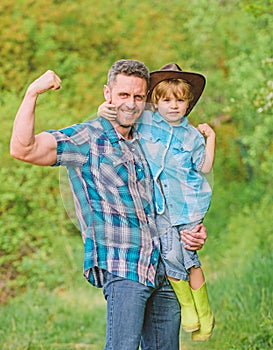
[104,74,147,128]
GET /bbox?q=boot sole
[191,316,215,341]
[183,326,200,333]
[183,322,200,333]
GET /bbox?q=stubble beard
[115,105,141,128]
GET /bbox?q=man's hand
[27,70,62,97]
[180,223,207,251]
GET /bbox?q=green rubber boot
[191,282,215,341]
[170,280,200,332]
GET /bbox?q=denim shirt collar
[153,111,189,129]
[99,117,139,146]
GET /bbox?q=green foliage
[226,51,273,182]
[241,0,273,17]
[0,163,72,300]
[1,0,273,348]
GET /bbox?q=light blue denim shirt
[136,110,212,226]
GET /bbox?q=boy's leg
[191,282,215,341]
[160,224,189,281]
[169,279,200,332]
[159,222,199,333]
[189,266,205,290]
[181,237,215,341]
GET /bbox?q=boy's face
[156,94,188,125]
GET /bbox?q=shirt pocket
[170,142,193,169]
[99,152,130,188]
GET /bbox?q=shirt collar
[100,117,139,145]
[153,111,189,129]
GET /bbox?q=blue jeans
[102,261,180,350]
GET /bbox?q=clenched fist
[27,70,62,97]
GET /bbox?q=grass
[1,273,106,349]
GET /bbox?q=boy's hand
[98,101,117,120]
[197,123,215,139]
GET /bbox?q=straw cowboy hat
[147,63,206,115]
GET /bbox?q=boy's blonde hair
[150,79,194,108]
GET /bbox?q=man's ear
[104,85,111,101]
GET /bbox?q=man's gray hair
[107,59,150,89]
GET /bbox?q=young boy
[98,63,215,342]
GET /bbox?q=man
[10,59,207,350]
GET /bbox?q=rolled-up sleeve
[46,124,89,167]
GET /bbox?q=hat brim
[147,70,206,115]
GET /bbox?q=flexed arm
[197,123,216,173]
[10,70,62,166]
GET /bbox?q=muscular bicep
[33,132,57,165]
[11,131,57,166]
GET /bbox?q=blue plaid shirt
[47,117,160,288]
[137,111,212,226]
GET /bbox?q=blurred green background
[0,0,272,349]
